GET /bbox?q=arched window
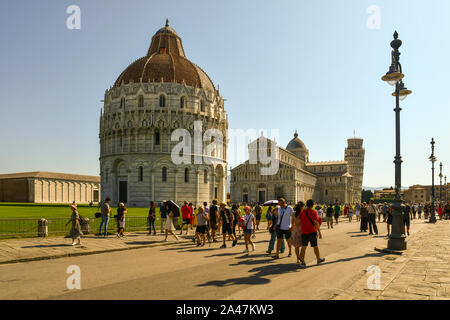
[138,166,143,182]
[155,131,160,145]
[184,168,189,183]
[200,100,205,112]
[138,95,144,108]
[180,96,185,108]
[162,167,167,182]
[159,95,166,107]
[120,97,125,108]
[204,170,208,184]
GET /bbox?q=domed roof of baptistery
[286,131,307,150]
[113,19,215,92]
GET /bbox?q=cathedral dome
[286,131,307,150]
[113,19,215,92]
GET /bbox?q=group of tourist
[66,196,450,268]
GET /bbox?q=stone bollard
[38,218,48,237]
[81,217,90,234]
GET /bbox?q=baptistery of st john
[99,20,228,206]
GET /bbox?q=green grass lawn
[0,203,270,238]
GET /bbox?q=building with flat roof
[0,172,100,204]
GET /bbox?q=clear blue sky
[0,0,449,188]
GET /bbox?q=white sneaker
[242,248,249,253]
[71,243,76,246]
[251,243,256,251]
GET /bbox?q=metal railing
[0,216,157,238]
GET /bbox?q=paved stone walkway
[0,225,267,265]
[331,219,450,300]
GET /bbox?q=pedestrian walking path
[0,224,266,265]
[331,219,450,300]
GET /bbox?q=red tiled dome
[113,20,215,92]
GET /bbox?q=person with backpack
[418,203,423,219]
[242,206,256,254]
[326,204,334,229]
[99,197,111,237]
[266,206,286,255]
[360,202,369,232]
[219,203,237,248]
[195,206,209,246]
[254,202,263,231]
[403,201,411,236]
[291,202,305,263]
[297,199,325,268]
[272,198,294,260]
[367,200,379,235]
[231,204,242,240]
[116,202,127,238]
[180,201,191,235]
[333,203,340,225]
[208,200,220,242]
[147,201,156,235]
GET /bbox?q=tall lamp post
[381,31,412,250]
[439,162,443,202]
[446,175,448,202]
[429,138,437,223]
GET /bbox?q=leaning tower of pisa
[344,138,365,202]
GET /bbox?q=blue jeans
[268,230,285,252]
[99,215,110,235]
[148,220,156,234]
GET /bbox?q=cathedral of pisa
[99,20,227,207]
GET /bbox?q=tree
[361,189,374,203]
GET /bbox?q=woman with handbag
[116,203,127,238]
[242,206,256,254]
[164,206,179,241]
[66,203,83,246]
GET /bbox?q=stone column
[195,168,200,206]
[151,169,155,201]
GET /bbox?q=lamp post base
[388,235,407,251]
[387,200,407,251]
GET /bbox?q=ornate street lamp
[439,162,443,202]
[381,31,412,250]
[429,138,437,223]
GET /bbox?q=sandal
[272,255,280,259]
[288,253,292,257]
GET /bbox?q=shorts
[222,223,233,235]
[301,232,318,247]
[348,213,353,217]
[209,221,217,230]
[403,219,410,227]
[355,211,360,216]
[255,214,261,221]
[118,220,125,228]
[183,218,191,225]
[244,229,253,235]
[276,229,291,239]
[196,225,207,234]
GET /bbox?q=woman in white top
[242,206,256,254]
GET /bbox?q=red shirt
[181,205,190,219]
[300,208,319,234]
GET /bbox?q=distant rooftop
[0,171,100,183]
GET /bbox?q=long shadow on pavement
[197,262,299,287]
[21,244,73,248]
